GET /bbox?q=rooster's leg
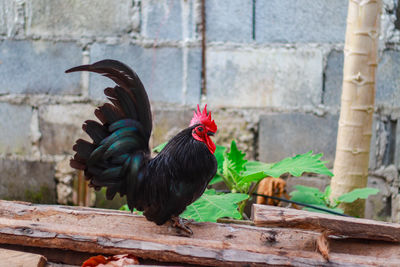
[170,216,193,236]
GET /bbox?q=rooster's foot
[170,216,193,237]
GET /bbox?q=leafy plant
[338,188,380,203]
[238,151,333,185]
[221,140,249,193]
[290,185,379,214]
[209,141,334,217]
[181,189,248,222]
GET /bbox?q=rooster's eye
[197,127,203,132]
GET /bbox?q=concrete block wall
[1,0,400,220]
[0,0,203,205]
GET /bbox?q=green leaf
[203,188,217,195]
[119,205,143,215]
[226,140,247,174]
[181,189,249,222]
[208,145,228,186]
[239,151,333,185]
[290,190,326,206]
[338,188,379,203]
[222,140,248,189]
[240,171,268,182]
[266,151,333,177]
[119,204,129,211]
[209,175,223,185]
[293,185,324,195]
[153,142,167,153]
[244,161,272,176]
[324,185,331,198]
[215,145,226,173]
[223,159,242,185]
[302,205,344,215]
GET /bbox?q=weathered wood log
[252,204,400,242]
[0,248,47,267]
[0,200,400,266]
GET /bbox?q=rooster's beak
[207,132,215,136]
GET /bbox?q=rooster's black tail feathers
[67,60,152,206]
[66,59,152,137]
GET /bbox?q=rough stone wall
[0,0,400,220]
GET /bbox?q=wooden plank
[0,248,47,267]
[252,204,400,242]
[0,200,399,266]
[0,244,97,266]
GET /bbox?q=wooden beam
[0,200,400,266]
[0,248,47,267]
[0,244,97,266]
[252,204,400,242]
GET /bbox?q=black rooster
[67,60,217,235]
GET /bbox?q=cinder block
[370,116,397,170]
[396,117,400,171]
[0,158,56,203]
[206,0,253,42]
[151,108,194,148]
[141,0,183,40]
[324,50,400,109]
[39,104,96,155]
[0,1,7,35]
[369,115,379,170]
[259,113,339,167]
[365,174,391,221]
[212,109,256,159]
[89,43,201,105]
[206,47,323,108]
[0,0,16,36]
[26,0,133,37]
[323,50,344,109]
[0,103,32,155]
[376,50,400,108]
[185,47,202,105]
[256,0,348,43]
[0,40,82,95]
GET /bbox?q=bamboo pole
[330,0,381,216]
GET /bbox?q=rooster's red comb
[189,104,217,132]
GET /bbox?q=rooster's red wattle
[67,60,217,234]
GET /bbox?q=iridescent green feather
[126,154,143,210]
[103,137,141,159]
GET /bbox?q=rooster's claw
[170,216,193,237]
